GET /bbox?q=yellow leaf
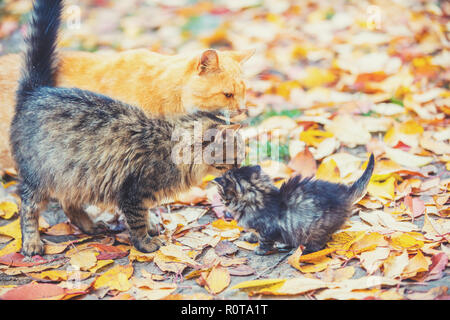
[276,80,301,99]
[257,277,331,296]
[159,244,199,266]
[27,270,91,282]
[0,239,21,256]
[153,251,187,274]
[129,248,156,262]
[69,249,98,271]
[93,264,133,291]
[299,67,336,88]
[300,129,334,147]
[89,259,114,273]
[315,158,340,183]
[367,176,396,200]
[205,266,230,294]
[299,247,336,262]
[287,246,304,271]
[349,232,388,257]
[0,202,18,220]
[402,250,430,278]
[298,257,332,273]
[211,219,243,231]
[0,219,21,241]
[390,233,424,250]
[328,231,366,255]
[399,120,424,135]
[231,279,286,290]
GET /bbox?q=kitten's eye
[224,93,234,98]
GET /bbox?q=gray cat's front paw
[275,242,292,253]
[242,232,258,243]
[254,244,276,256]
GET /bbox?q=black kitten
[214,154,375,255]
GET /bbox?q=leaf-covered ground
[0,0,449,300]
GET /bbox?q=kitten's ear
[198,49,219,75]
[253,165,262,173]
[228,49,255,64]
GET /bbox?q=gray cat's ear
[253,165,261,173]
[198,49,219,74]
[213,176,224,186]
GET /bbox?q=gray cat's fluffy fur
[11,0,242,256]
[214,154,375,255]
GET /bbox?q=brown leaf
[288,146,317,177]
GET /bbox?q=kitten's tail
[348,154,375,203]
[16,0,63,107]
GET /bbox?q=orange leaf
[205,265,230,294]
[93,264,133,292]
[288,147,317,177]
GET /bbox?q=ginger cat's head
[182,49,254,115]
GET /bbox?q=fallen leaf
[360,247,390,274]
[214,241,238,256]
[44,222,76,236]
[288,147,317,177]
[421,253,448,282]
[384,147,433,168]
[404,196,425,219]
[0,202,18,219]
[258,277,332,296]
[69,249,98,271]
[402,250,430,278]
[325,115,371,147]
[390,232,424,250]
[93,264,133,292]
[1,282,66,300]
[205,265,230,294]
[315,158,340,183]
[383,250,409,279]
[367,176,396,200]
[0,252,48,267]
[88,243,129,260]
[231,278,286,291]
[227,264,255,276]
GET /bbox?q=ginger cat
[0,47,253,169]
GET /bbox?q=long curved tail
[348,153,375,203]
[16,0,63,107]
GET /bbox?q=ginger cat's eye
[224,93,234,98]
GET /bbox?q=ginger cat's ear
[198,49,219,75]
[228,49,255,64]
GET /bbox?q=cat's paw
[254,245,276,256]
[133,235,163,253]
[275,242,292,253]
[21,238,44,257]
[242,232,258,243]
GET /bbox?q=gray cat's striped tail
[17,0,63,107]
[348,153,375,203]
